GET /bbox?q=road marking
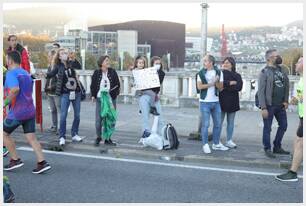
[17,147,303,178]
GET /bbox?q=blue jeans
[221,112,236,141]
[262,105,287,150]
[200,102,222,145]
[138,94,164,136]
[59,92,81,138]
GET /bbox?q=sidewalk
[11,100,300,170]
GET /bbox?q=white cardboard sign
[132,67,160,90]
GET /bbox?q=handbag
[75,76,86,101]
[79,81,86,101]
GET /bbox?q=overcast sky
[3,2,303,28]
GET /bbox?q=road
[4,147,303,203]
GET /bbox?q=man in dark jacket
[6,35,30,73]
[258,49,290,158]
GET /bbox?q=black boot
[105,139,117,146]
[95,137,102,146]
[150,107,160,116]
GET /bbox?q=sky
[3,2,303,28]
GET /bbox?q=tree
[123,52,134,70]
[3,34,51,52]
[36,52,48,68]
[109,52,119,70]
[85,52,97,70]
[161,54,169,72]
[281,48,303,75]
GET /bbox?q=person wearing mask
[219,57,243,148]
[41,48,83,146]
[132,56,165,141]
[258,49,290,158]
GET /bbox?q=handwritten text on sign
[132,67,160,90]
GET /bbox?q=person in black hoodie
[219,57,243,148]
[90,55,120,146]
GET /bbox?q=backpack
[162,123,179,150]
[255,92,260,108]
[195,72,200,94]
[255,68,268,109]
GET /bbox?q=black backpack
[255,92,260,108]
[255,68,268,108]
[162,123,179,150]
[195,72,200,94]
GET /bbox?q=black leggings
[297,118,303,138]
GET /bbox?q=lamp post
[190,2,210,140]
[200,2,209,65]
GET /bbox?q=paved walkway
[11,99,301,170]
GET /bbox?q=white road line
[17,147,303,178]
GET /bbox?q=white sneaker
[212,143,229,151]
[72,135,83,142]
[202,144,211,154]
[225,140,237,148]
[59,137,65,146]
[138,138,144,144]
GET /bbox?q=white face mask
[60,54,68,61]
[154,64,161,70]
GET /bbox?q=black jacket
[46,62,80,96]
[68,59,82,70]
[90,68,120,100]
[143,69,165,94]
[219,70,243,113]
[44,65,58,95]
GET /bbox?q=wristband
[4,98,10,107]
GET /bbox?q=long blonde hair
[52,48,66,66]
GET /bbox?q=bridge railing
[36,69,300,110]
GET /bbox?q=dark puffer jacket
[46,62,80,96]
[44,65,58,95]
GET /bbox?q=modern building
[117,30,138,58]
[87,31,118,57]
[89,20,185,67]
[137,44,151,57]
[45,29,87,53]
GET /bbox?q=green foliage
[109,52,119,70]
[3,34,51,52]
[123,52,134,70]
[36,52,48,68]
[85,52,97,70]
[280,48,303,75]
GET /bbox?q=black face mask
[275,56,283,65]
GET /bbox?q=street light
[200,2,209,66]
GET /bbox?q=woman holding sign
[132,55,165,141]
[90,55,120,146]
